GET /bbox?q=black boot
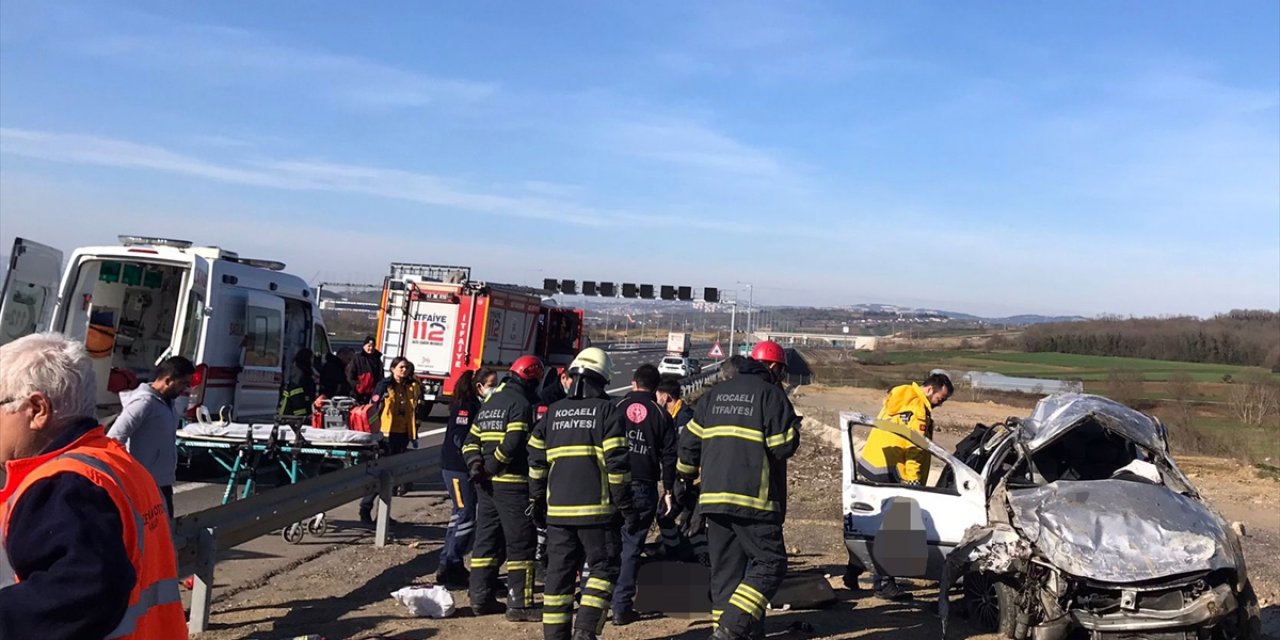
[571,629,598,640]
[505,606,542,622]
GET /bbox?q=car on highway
[658,355,695,378]
[841,394,1262,640]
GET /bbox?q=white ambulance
[0,236,329,421]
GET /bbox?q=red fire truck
[374,263,584,412]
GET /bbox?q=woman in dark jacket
[435,367,496,588]
[346,336,385,403]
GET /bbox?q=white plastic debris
[391,585,455,618]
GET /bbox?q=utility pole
[728,302,737,359]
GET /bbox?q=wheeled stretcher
[176,415,382,543]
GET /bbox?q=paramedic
[654,375,696,560]
[853,372,952,600]
[435,367,497,589]
[611,364,677,625]
[358,357,423,525]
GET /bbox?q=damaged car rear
[840,394,1261,639]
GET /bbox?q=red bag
[356,372,375,396]
[349,404,375,433]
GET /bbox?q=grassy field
[865,349,1271,382]
[802,348,1279,465]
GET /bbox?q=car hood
[1020,393,1168,454]
[1008,479,1235,583]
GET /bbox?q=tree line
[1021,310,1280,369]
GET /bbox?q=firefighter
[675,340,800,640]
[854,372,953,600]
[462,355,545,621]
[528,347,644,640]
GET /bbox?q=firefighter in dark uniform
[675,341,801,640]
[528,347,644,640]
[462,355,545,621]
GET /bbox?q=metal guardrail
[172,448,440,634]
[680,360,724,398]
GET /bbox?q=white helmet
[568,347,613,384]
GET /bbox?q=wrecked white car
[840,393,1261,639]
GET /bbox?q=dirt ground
[193,387,1280,640]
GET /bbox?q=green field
[869,350,1272,382]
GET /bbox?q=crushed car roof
[1021,393,1167,453]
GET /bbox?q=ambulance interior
[64,259,192,408]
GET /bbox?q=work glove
[623,510,646,536]
[484,456,504,478]
[468,461,488,483]
[673,477,696,511]
[526,498,547,530]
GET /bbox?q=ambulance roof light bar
[118,235,194,249]
[233,258,287,271]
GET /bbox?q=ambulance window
[245,305,282,367]
[179,294,205,361]
[313,325,331,356]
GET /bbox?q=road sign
[708,341,724,358]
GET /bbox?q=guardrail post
[188,527,216,634]
[375,469,394,547]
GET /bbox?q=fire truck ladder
[389,262,471,284]
[380,283,410,359]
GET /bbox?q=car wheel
[964,572,1018,638]
[1229,581,1263,640]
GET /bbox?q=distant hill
[846,303,1085,325]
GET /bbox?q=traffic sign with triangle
[708,341,724,358]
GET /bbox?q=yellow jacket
[860,383,934,485]
[374,378,421,439]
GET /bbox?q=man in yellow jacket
[860,373,953,485]
[853,372,952,601]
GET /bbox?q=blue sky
[1,1,1277,317]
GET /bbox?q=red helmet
[750,341,787,367]
[510,355,545,382]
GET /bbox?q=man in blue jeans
[611,364,677,625]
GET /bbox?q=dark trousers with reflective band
[440,469,477,572]
[612,481,657,614]
[543,524,621,640]
[707,514,786,638]
[469,482,537,609]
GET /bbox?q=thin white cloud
[58,10,495,112]
[606,118,788,178]
[0,128,604,226]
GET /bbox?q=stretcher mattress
[178,422,381,447]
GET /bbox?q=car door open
[840,411,987,581]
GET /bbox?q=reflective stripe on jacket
[860,382,934,485]
[461,379,534,482]
[529,392,635,526]
[676,360,800,523]
[1,427,186,639]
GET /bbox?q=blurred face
[926,385,951,408]
[363,342,374,354]
[655,391,673,407]
[0,392,55,464]
[392,361,411,382]
[560,371,572,393]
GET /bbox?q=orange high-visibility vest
[1,427,187,639]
